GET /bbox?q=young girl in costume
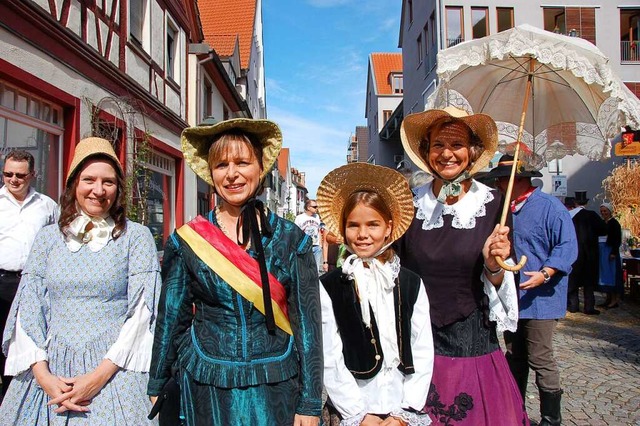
[317,163,434,426]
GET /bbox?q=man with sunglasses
[0,149,57,400]
[295,199,324,275]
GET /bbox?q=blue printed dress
[0,221,161,425]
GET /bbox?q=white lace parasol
[427,24,640,168]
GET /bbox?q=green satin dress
[148,210,323,425]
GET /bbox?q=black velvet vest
[320,266,422,380]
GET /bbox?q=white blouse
[321,264,434,426]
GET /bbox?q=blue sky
[263,0,401,197]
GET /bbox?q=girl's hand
[361,414,384,425]
[293,414,320,426]
[380,416,407,426]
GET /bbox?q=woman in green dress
[148,119,323,426]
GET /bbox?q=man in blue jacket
[488,155,578,426]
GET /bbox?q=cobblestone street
[521,295,640,426]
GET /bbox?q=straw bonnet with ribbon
[317,163,414,244]
[485,154,543,180]
[66,137,124,186]
[181,118,282,186]
[64,137,124,248]
[400,106,498,177]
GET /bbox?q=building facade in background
[347,125,369,163]
[0,0,203,251]
[365,52,405,168]
[0,0,302,251]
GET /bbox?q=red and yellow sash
[176,215,292,335]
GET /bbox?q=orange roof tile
[208,35,238,57]
[370,53,403,95]
[199,0,256,69]
[277,148,290,180]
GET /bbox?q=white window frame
[166,16,180,83]
[141,150,176,239]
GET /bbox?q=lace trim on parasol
[432,88,616,165]
[434,25,640,133]
[414,180,494,230]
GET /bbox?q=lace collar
[414,179,494,230]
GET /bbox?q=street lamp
[545,140,568,176]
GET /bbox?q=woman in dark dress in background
[597,202,623,309]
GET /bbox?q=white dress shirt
[321,261,434,426]
[0,186,58,271]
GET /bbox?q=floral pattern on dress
[424,383,474,426]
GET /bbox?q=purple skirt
[424,350,529,425]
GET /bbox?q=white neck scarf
[341,252,400,328]
[64,210,115,252]
[342,253,401,367]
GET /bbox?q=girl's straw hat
[317,163,414,243]
[181,118,282,185]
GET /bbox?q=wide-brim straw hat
[401,106,498,177]
[66,137,124,185]
[182,118,282,185]
[317,163,414,244]
[485,154,543,179]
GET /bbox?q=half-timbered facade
[0,0,251,250]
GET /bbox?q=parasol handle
[496,254,528,272]
[496,59,536,272]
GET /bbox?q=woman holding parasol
[397,107,528,425]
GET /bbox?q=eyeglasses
[2,171,31,180]
[309,205,318,209]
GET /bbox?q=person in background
[489,154,577,426]
[296,199,324,275]
[148,118,322,426]
[398,107,526,425]
[597,202,623,309]
[565,191,607,315]
[318,163,433,426]
[0,137,161,424]
[0,149,58,400]
[320,226,343,274]
[408,170,431,190]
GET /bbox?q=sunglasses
[3,171,32,179]
[309,205,318,209]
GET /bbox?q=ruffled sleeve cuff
[339,410,367,426]
[147,378,168,396]
[482,261,519,333]
[295,397,323,417]
[4,311,47,375]
[391,409,432,426]
[104,296,153,371]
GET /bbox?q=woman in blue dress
[148,118,323,425]
[597,202,623,309]
[0,137,161,425]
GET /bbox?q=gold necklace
[215,206,250,250]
